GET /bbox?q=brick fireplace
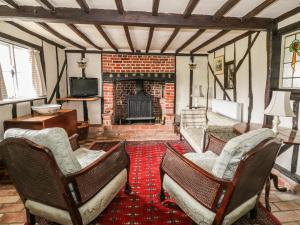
[101,53,175,129]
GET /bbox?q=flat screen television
[70,77,98,97]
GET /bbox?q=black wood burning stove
[126,80,155,123]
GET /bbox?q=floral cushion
[212,128,275,180]
[73,147,106,168]
[4,128,81,175]
[184,151,218,172]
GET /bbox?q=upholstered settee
[180,99,243,152]
[160,129,281,225]
[1,128,130,225]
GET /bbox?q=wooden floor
[0,126,299,225]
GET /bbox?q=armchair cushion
[212,128,275,180]
[184,151,218,172]
[25,169,127,225]
[180,127,205,153]
[73,148,106,168]
[4,128,81,175]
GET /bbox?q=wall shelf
[56,96,101,102]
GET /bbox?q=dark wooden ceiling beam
[176,29,205,53]
[76,0,90,13]
[115,0,124,14]
[208,31,255,53]
[35,0,55,12]
[242,0,277,21]
[213,0,241,20]
[183,0,200,18]
[191,30,230,53]
[161,28,180,53]
[94,25,118,52]
[7,21,65,49]
[0,6,273,30]
[152,0,160,16]
[3,0,19,9]
[275,6,300,22]
[146,27,154,53]
[67,24,102,50]
[38,22,85,49]
[124,25,134,52]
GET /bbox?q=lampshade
[264,91,295,117]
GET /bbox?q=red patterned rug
[35,141,281,225]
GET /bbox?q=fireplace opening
[115,80,163,124]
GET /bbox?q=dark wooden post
[247,35,253,124]
[189,55,194,108]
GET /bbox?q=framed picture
[224,61,235,89]
[213,56,224,75]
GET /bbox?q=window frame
[279,29,300,90]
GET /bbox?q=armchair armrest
[161,143,231,211]
[66,141,129,204]
[69,134,80,151]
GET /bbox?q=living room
[0,0,299,225]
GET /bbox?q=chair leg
[159,189,165,202]
[26,209,36,225]
[125,182,132,194]
[250,206,257,219]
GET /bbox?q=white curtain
[0,64,7,100]
[30,49,46,97]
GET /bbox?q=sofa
[180,99,243,152]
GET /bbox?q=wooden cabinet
[4,109,77,137]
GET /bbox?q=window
[0,40,37,99]
[280,30,300,89]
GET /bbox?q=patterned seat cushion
[212,128,275,180]
[4,128,81,175]
[73,148,106,168]
[184,151,218,172]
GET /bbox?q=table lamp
[264,91,295,134]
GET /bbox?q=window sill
[0,96,47,106]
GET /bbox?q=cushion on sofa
[212,128,275,180]
[207,111,239,127]
[180,127,205,153]
[184,151,218,172]
[4,128,81,175]
[73,148,106,168]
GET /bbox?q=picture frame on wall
[224,61,235,89]
[213,56,224,75]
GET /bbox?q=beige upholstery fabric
[4,128,81,175]
[212,128,275,180]
[181,127,205,153]
[207,112,239,127]
[184,151,218,172]
[163,175,257,225]
[25,169,127,225]
[180,108,206,129]
[73,147,106,168]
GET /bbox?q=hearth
[126,80,155,123]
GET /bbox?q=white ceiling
[1,0,298,53]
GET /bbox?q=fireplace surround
[101,54,176,129]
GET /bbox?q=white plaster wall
[175,56,190,116]
[64,53,102,124]
[193,56,208,107]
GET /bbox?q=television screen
[70,77,98,97]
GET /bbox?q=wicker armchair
[0,128,131,225]
[160,129,281,225]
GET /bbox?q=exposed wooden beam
[123,25,134,52]
[208,31,255,53]
[183,0,200,18]
[94,25,118,52]
[38,22,85,49]
[3,0,19,9]
[6,21,65,49]
[191,30,230,53]
[243,0,277,21]
[152,0,160,16]
[275,6,300,22]
[115,0,124,14]
[176,29,205,53]
[35,0,55,12]
[213,0,241,20]
[161,28,180,53]
[146,27,154,53]
[76,0,90,13]
[0,6,273,30]
[67,24,102,50]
